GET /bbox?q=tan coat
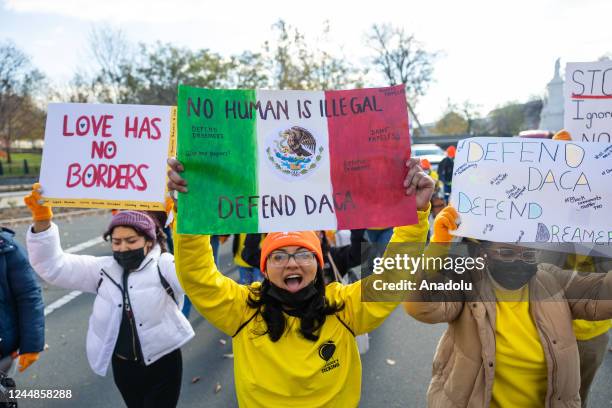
[404,263,612,408]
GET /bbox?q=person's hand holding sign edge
[167,157,187,208]
[404,157,435,212]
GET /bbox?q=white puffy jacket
[26,223,195,376]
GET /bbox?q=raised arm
[332,158,434,335]
[168,158,254,336]
[546,264,612,321]
[331,206,431,335]
[402,205,465,323]
[24,184,102,293]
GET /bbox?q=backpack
[157,265,177,305]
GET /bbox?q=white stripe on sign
[44,236,107,316]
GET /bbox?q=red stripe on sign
[325,85,417,230]
[571,93,612,99]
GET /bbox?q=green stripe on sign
[177,86,258,234]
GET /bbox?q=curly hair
[246,267,344,342]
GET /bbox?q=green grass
[0,152,42,177]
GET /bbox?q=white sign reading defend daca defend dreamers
[450,137,612,244]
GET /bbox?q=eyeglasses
[488,247,538,264]
[268,251,316,267]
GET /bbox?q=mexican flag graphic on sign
[177,84,417,234]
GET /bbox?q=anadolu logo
[265,126,324,180]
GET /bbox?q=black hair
[246,267,344,342]
[319,231,331,255]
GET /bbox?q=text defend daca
[217,192,356,220]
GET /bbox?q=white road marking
[65,236,105,254]
[44,290,82,316]
[43,236,106,316]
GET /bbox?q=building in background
[538,58,564,132]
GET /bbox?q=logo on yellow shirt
[319,340,340,373]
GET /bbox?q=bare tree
[0,41,44,163]
[51,71,98,103]
[88,25,135,103]
[459,100,481,135]
[228,51,269,89]
[132,42,237,105]
[367,23,438,135]
[265,19,364,90]
[487,102,525,137]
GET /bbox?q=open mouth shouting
[283,273,305,292]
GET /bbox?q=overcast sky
[1,0,611,123]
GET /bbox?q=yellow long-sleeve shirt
[566,254,612,340]
[491,287,547,408]
[174,208,429,407]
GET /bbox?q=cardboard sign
[450,137,612,244]
[40,103,176,210]
[565,61,612,143]
[176,85,416,234]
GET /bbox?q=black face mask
[267,280,319,310]
[113,248,146,271]
[488,259,537,290]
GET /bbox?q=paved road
[6,215,612,407]
[0,190,27,209]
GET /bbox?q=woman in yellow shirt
[405,206,612,408]
[166,157,434,407]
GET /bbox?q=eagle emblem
[266,126,324,178]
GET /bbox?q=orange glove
[23,183,53,221]
[18,352,39,372]
[165,196,174,215]
[431,206,459,243]
[553,129,572,141]
[164,195,175,228]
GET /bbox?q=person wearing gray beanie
[24,185,195,408]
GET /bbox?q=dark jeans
[112,349,182,408]
[443,182,452,203]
